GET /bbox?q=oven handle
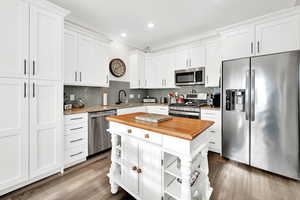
[169,110,200,117]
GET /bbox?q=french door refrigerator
[222,51,300,180]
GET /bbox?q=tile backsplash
[64,81,220,106]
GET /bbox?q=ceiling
[49,0,296,50]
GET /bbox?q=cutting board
[134,113,172,123]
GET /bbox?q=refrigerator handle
[245,70,250,120]
[251,70,255,121]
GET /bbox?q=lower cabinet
[117,106,169,116]
[201,109,221,153]
[64,113,88,168]
[116,134,162,200]
[117,106,147,115]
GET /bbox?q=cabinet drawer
[64,123,88,135]
[64,113,88,125]
[65,132,86,149]
[65,146,87,164]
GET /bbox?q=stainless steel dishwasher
[88,110,116,156]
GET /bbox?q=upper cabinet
[220,26,255,61]
[64,29,109,87]
[205,40,221,87]
[30,5,63,81]
[221,13,300,60]
[173,45,206,69]
[255,15,300,55]
[129,51,146,89]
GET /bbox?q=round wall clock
[109,58,126,77]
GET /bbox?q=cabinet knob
[144,134,150,139]
[132,166,137,171]
[137,168,142,174]
[127,129,132,134]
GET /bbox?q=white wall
[108,41,134,82]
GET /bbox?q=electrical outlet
[70,94,75,101]
[129,94,135,99]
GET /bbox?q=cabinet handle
[106,75,109,84]
[24,82,27,98]
[137,168,142,174]
[70,152,83,157]
[70,117,83,120]
[127,129,132,134]
[75,72,77,81]
[132,166,137,171]
[80,72,82,82]
[70,127,83,131]
[33,82,35,98]
[24,59,27,75]
[209,141,215,145]
[251,42,254,54]
[189,59,192,67]
[186,59,188,67]
[70,138,83,143]
[139,80,141,87]
[257,41,260,53]
[32,60,36,76]
[144,134,150,139]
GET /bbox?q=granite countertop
[107,112,214,140]
[64,103,169,115]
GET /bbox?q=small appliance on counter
[142,96,157,103]
[208,93,221,108]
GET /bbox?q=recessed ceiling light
[121,33,127,38]
[147,23,155,29]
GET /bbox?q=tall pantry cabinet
[0,0,69,195]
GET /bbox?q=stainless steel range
[168,93,207,119]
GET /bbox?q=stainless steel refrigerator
[222,51,300,180]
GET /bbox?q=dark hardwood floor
[2,152,300,200]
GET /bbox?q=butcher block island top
[106,112,214,140]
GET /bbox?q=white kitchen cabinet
[255,15,300,55]
[140,142,162,200]
[221,26,255,61]
[117,107,147,115]
[205,40,221,87]
[0,78,29,192]
[0,1,29,79]
[30,5,63,81]
[64,30,109,87]
[146,106,169,115]
[189,45,206,68]
[130,51,146,89]
[201,109,221,153]
[173,45,206,69]
[64,30,78,85]
[145,56,161,88]
[29,80,63,179]
[0,0,68,196]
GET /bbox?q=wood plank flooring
[2,152,300,200]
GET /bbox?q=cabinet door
[255,15,300,55]
[122,165,139,196]
[130,53,145,89]
[30,5,62,81]
[30,80,62,179]
[205,40,221,87]
[145,57,160,89]
[173,49,189,70]
[0,1,29,78]
[0,78,28,192]
[89,41,109,87]
[157,53,173,88]
[189,45,206,67]
[64,30,78,85]
[221,26,255,60]
[122,136,139,167]
[77,35,93,85]
[140,143,162,200]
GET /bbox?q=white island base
[108,121,213,200]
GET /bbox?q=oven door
[175,71,195,86]
[169,110,200,119]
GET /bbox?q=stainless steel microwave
[175,67,205,86]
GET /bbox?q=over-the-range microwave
[175,67,205,86]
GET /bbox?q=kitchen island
[107,112,214,200]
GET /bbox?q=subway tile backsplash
[64,81,220,106]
